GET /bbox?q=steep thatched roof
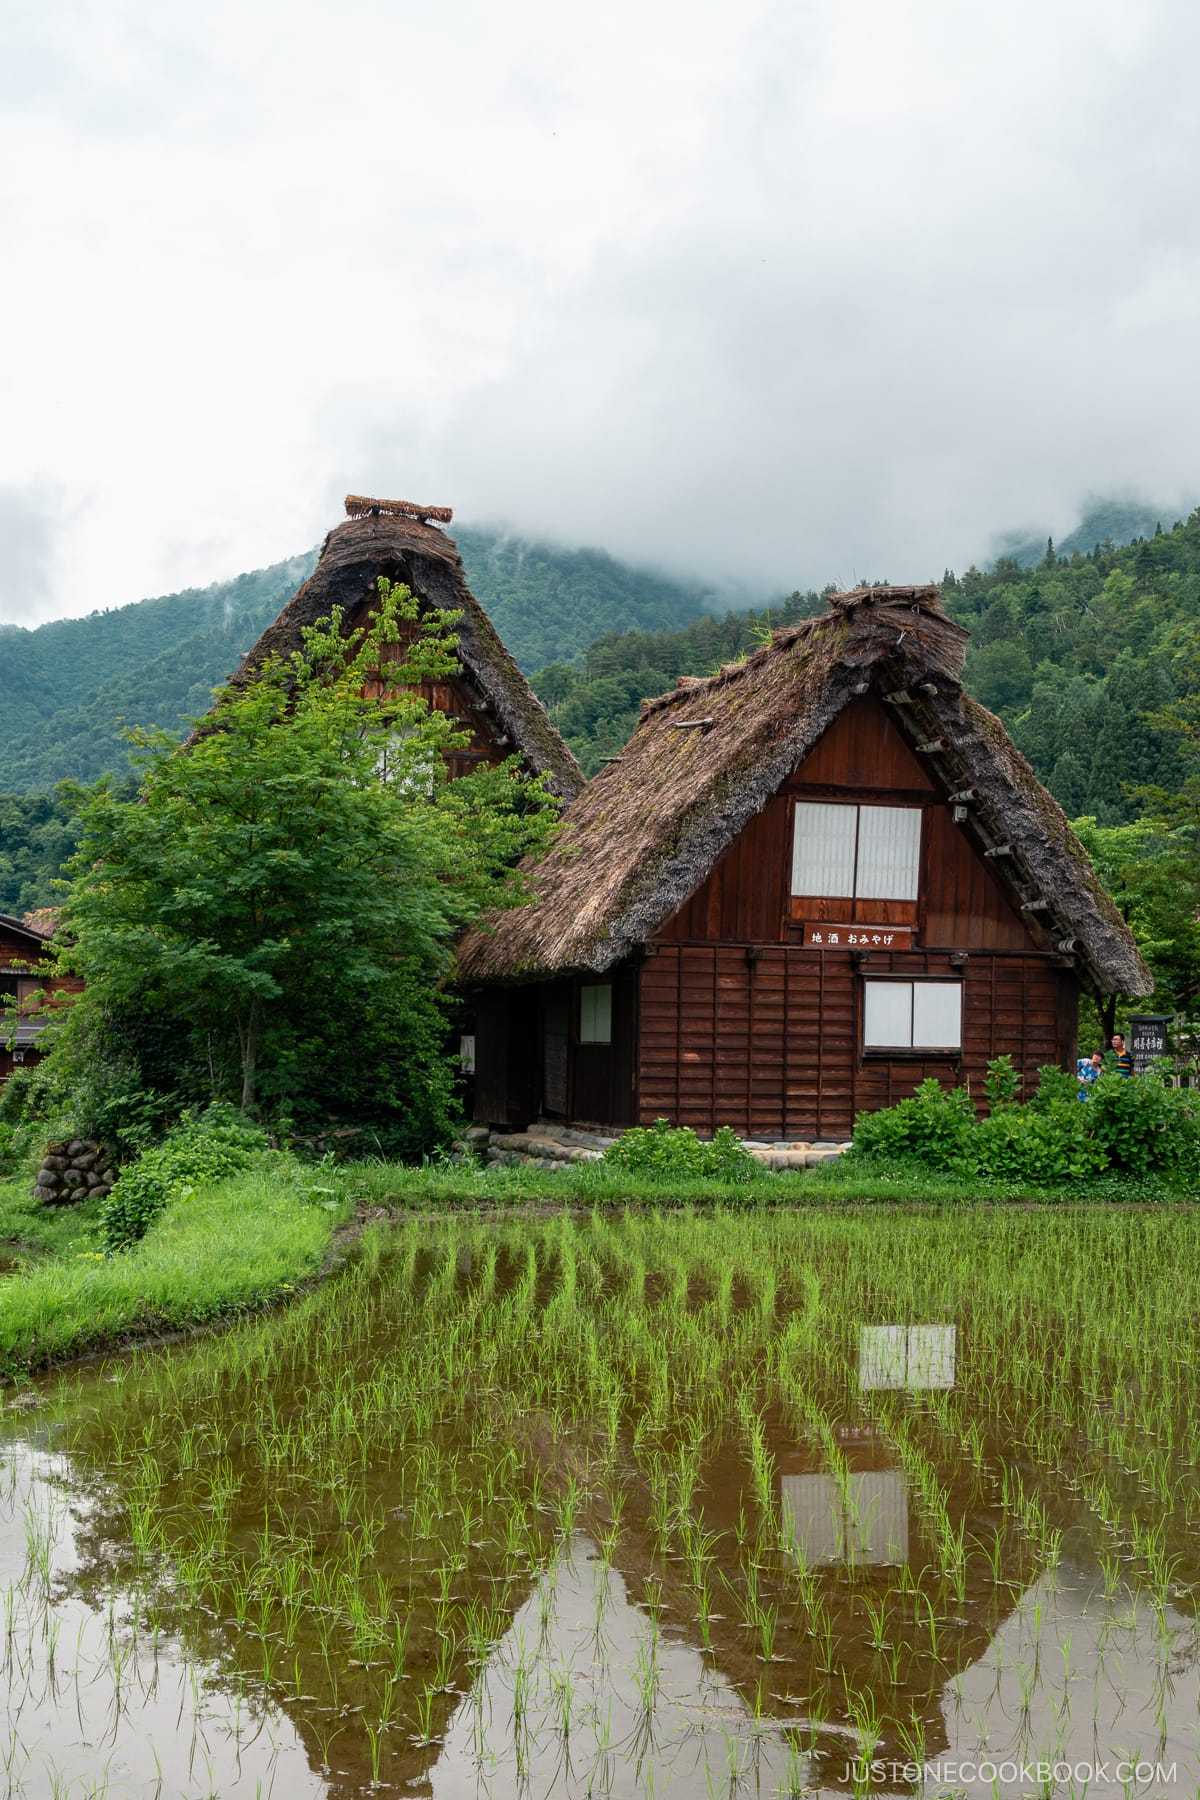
[456,585,1151,997]
[230,498,582,798]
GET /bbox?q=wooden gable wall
[657,696,1035,951]
[362,616,514,783]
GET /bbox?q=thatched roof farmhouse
[457,584,1150,1139]
[231,496,582,797]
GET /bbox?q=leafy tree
[49,583,559,1138]
[965,641,1033,713]
[1072,815,1200,1044]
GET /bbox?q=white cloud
[1,0,1198,623]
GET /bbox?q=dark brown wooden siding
[638,945,1078,1139]
[571,965,639,1129]
[0,924,78,1090]
[365,621,512,781]
[657,697,1036,951]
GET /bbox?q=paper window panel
[855,804,921,900]
[579,984,612,1044]
[791,802,857,896]
[863,981,913,1048]
[911,982,961,1048]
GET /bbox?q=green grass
[0,1181,108,1258]
[0,1141,1190,1388]
[0,1170,351,1382]
[341,1154,1195,1210]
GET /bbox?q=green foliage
[603,1118,758,1183]
[1030,1062,1080,1108]
[1082,1070,1200,1177]
[982,1054,1022,1111]
[847,1080,977,1171]
[49,581,560,1142]
[972,1104,1107,1183]
[100,1106,271,1252]
[850,1067,1200,1186]
[0,790,81,914]
[0,1121,17,1178]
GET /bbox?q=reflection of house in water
[859,1322,956,1390]
[782,1468,909,1566]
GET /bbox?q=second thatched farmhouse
[455,584,1151,1141]
[229,495,582,797]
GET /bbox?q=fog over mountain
[2,0,1199,625]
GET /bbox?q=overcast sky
[2,0,1199,625]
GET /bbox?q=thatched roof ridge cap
[344,493,454,524]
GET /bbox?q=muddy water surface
[1,1209,1196,1798]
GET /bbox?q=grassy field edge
[0,1171,354,1384]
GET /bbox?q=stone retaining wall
[460,1122,850,1172]
[32,1140,117,1206]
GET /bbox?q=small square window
[579,985,612,1045]
[863,980,961,1051]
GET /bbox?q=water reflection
[432,1533,805,1797]
[859,1324,956,1390]
[0,1439,321,1799]
[942,1567,1200,1796]
[781,1468,909,1567]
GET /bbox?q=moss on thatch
[228,505,582,798]
[456,585,1151,998]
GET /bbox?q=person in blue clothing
[1077,1050,1104,1098]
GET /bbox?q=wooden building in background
[229,496,582,797]
[456,585,1151,1140]
[0,912,78,1089]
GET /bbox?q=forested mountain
[0,554,318,793]
[998,498,1174,568]
[455,528,718,670]
[0,531,721,798]
[531,509,1200,826]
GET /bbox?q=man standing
[1110,1032,1133,1078]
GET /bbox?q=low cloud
[0,483,65,625]
[2,0,1200,618]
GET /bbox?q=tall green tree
[51,583,558,1133]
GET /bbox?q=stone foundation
[32,1139,117,1206]
[460,1122,851,1172]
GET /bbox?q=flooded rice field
[1,1208,1197,1798]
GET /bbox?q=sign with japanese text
[1128,1014,1171,1075]
[802,924,913,950]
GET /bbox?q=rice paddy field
[1,1205,1198,1799]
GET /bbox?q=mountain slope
[0,531,724,795]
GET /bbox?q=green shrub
[974,1103,1107,1183]
[1082,1071,1200,1177]
[848,1080,977,1172]
[0,1122,16,1179]
[100,1105,271,1253]
[604,1119,758,1183]
[1030,1063,1080,1109]
[982,1054,1022,1112]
